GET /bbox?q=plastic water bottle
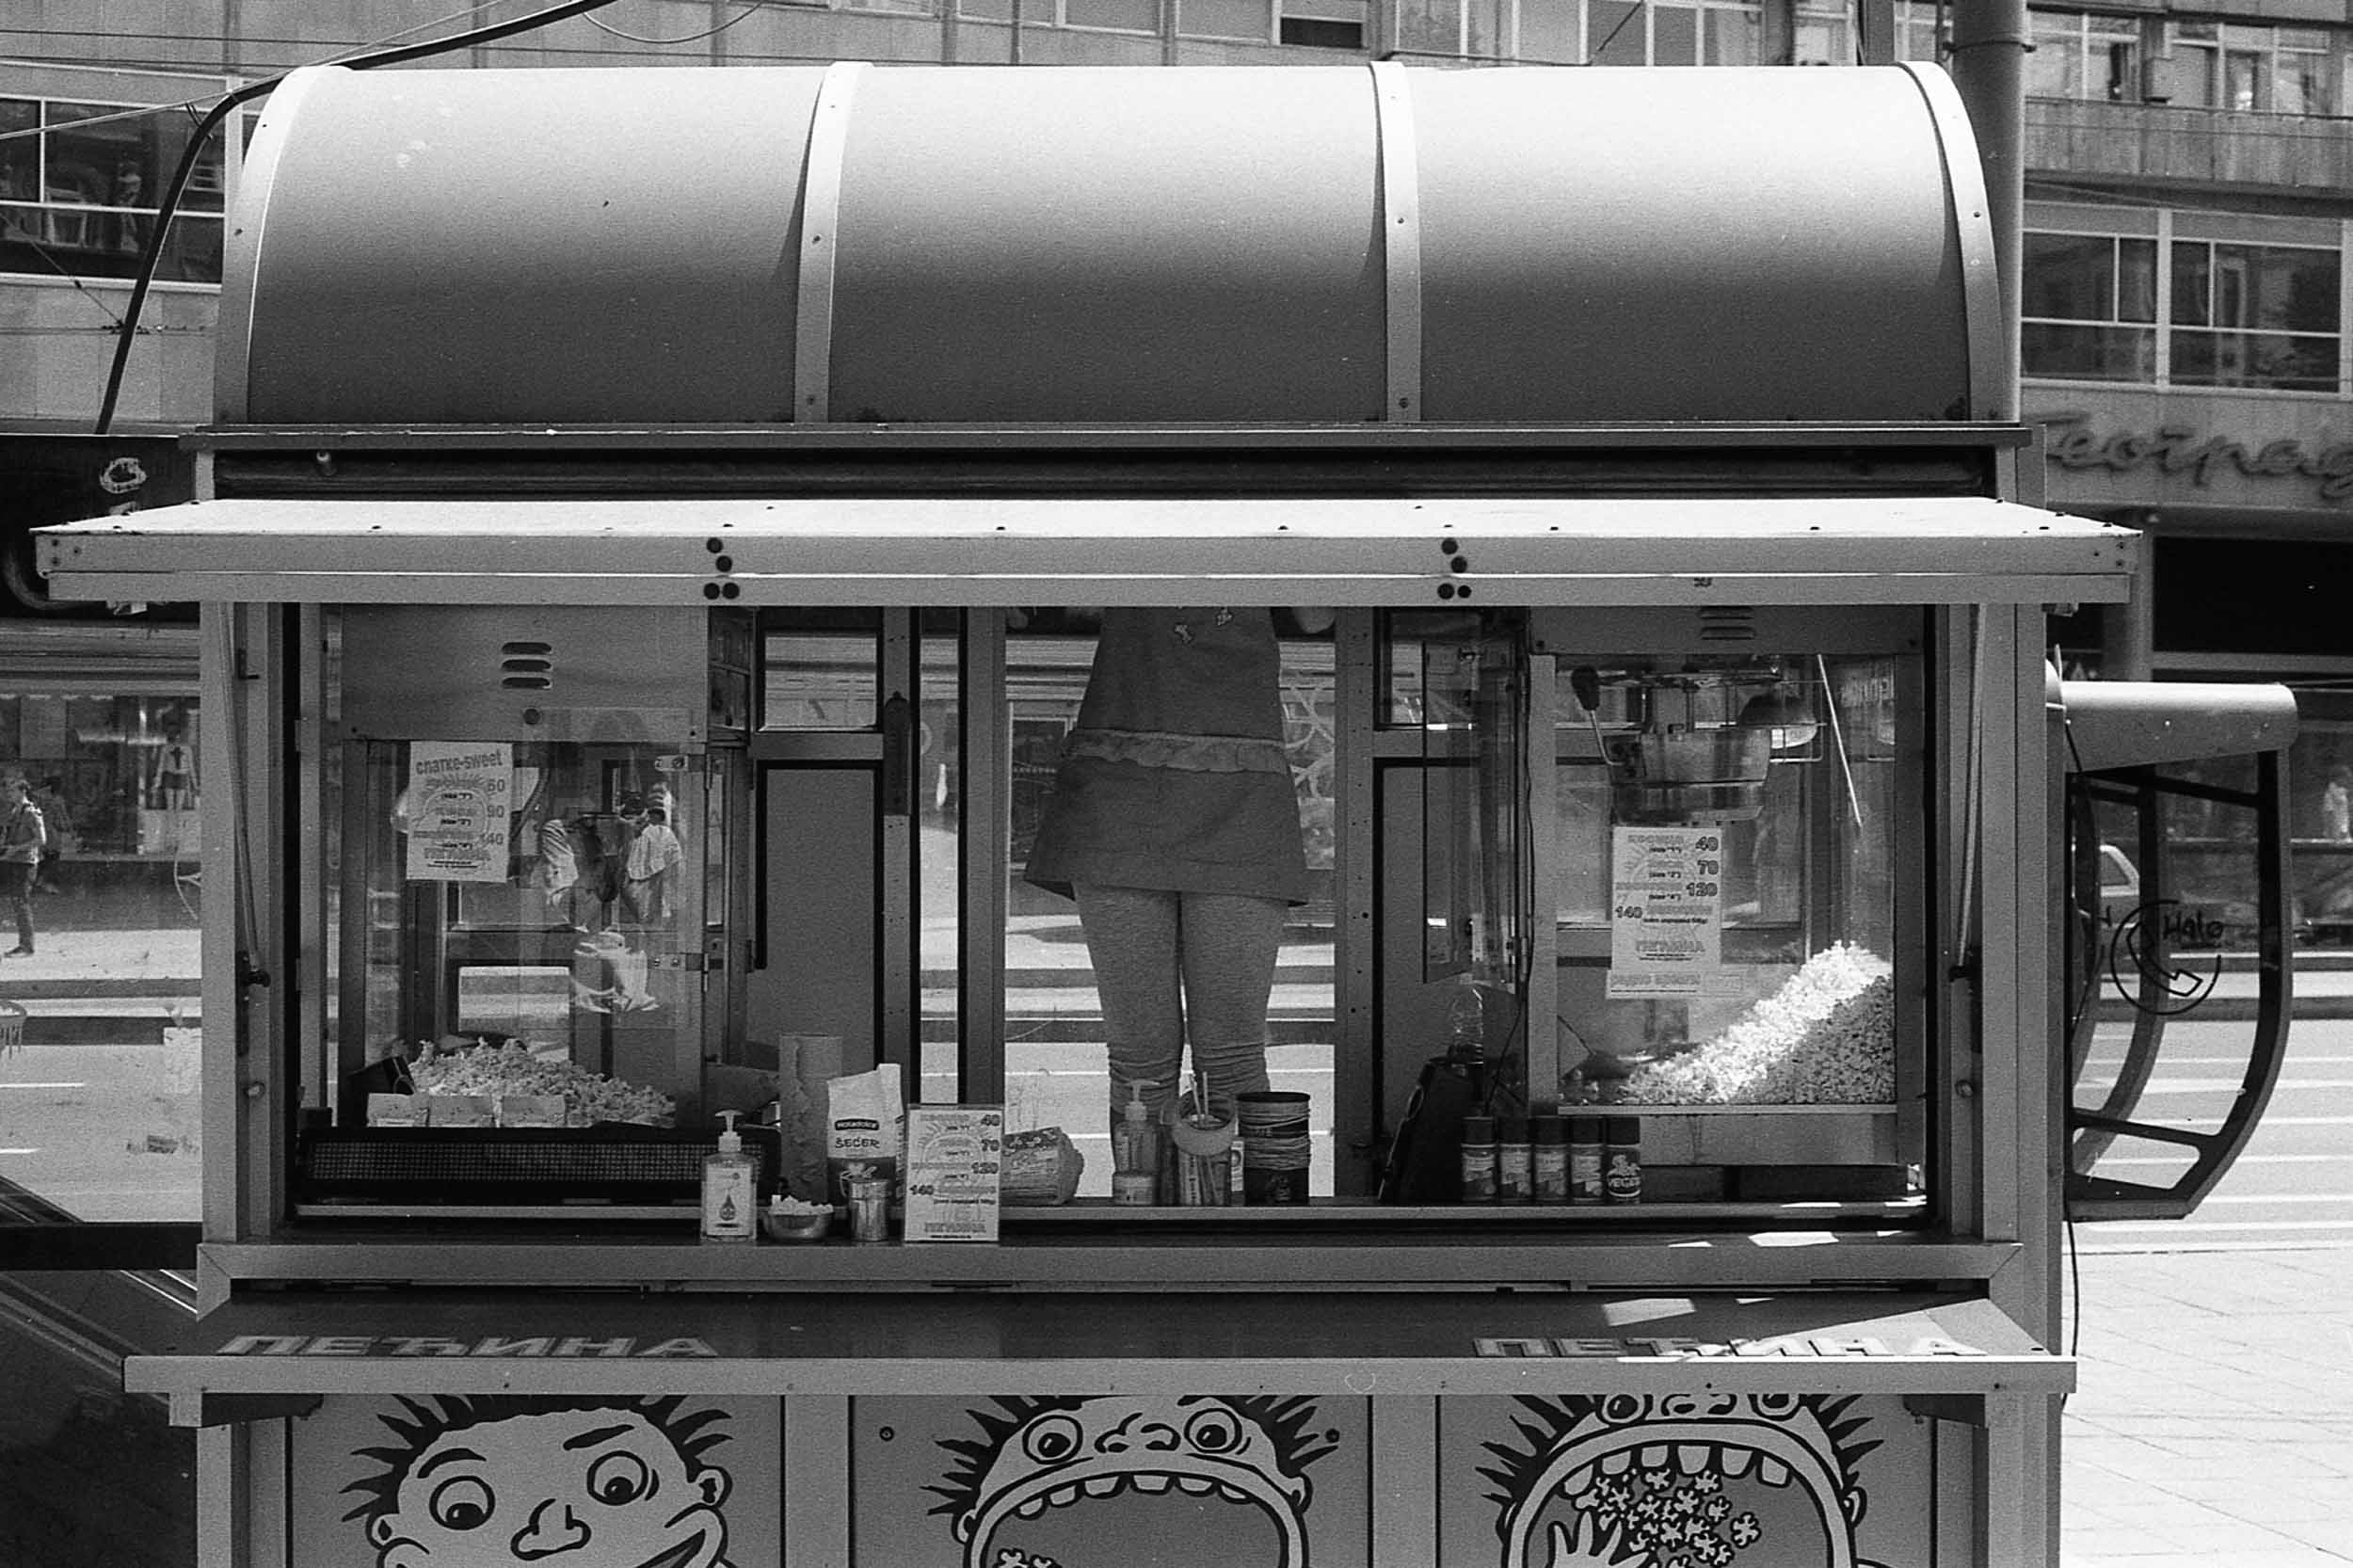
[1446,972,1487,1063]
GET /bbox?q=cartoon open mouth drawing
[1481,1392,1888,1568]
[930,1395,1334,1568]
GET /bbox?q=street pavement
[2063,1246,2353,1566]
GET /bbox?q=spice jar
[1604,1115,1643,1205]
[1531,1112,1569,1203]
[1497,1115,1533,1204]
[1459,1114,1498,1202]
[1568,1116,1606,1206]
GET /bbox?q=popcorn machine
[35,59,2286,1568]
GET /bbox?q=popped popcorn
[1617,942,1896,1106]
[409,1037,676,1128]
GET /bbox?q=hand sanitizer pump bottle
[701,1111,757,1243]
[1112,1080,1161,1205]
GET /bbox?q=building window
[1393,0,1763,64]
[2169,20,2336,115]
[2023,232,2157,382]
[2171,239,2341,393]
[2024,225,2342,395]
[1895,0,1945,64]
[0,96,226,284]
[1790,1,1850,64]
[2027,8,2139,101]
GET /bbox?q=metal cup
[845,1176,890,1242]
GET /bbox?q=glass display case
[1525,606,1926,1193]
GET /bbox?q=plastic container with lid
[1460,1114,1499,1203]
[1531,1112,1569,1203]
[1497,1115,1533,1204]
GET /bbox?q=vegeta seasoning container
[1604,1115,1643,1205]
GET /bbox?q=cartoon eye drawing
[1751,1393,1800,1417]
[1598,1394,1648,1426]
[585,1450,652,1507]
[1020,1414,1085,1465]
[1183,1408,1244,1456]
[427,1476,493,1531]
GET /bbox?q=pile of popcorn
[410,1037,676,1128]
[1618,943,1896,1106]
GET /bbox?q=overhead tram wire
[92,0,634,434]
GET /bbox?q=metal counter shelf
[127,1284,2070,1418]
[195,1220,2017,1306]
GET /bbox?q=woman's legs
[1175,891,1286,1115]
[1074,884,1185,1126]
[1076,883,1288,1127]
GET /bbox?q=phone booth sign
[38,60,2171,1568]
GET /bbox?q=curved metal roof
[219,61,1998,427]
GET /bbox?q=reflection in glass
[0,693,202,1223]
[761,616,880,729]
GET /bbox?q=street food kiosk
[40,59,2181,1568]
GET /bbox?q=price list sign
[904,1105,1004,1242]
[1606,824,1725,998]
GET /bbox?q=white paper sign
[903,1104,1003,1242]
[1606,824,1725,998]
[403,741,514,883]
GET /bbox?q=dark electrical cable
[93,0,632,434]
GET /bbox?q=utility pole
[1948,0,2028,421]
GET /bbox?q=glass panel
[1792,9,1847,64]
[0,696,203,1223]
[1385,0,1455,53]
[1652,3,1697,64]
[2117,236,2157,322]
[2277,48,2329,115]
[2027,14,2082,99]
[2172,240,2212,327]
[1067,0,1159,29]
[1003,610,1337,1198]
[341,737,708,1129]
[2024,232,2119,320]
[959,0,1015,22]
[2219,243,2339,333]
[0,99,37,204]
[1589,0,1646,63]
[761,613,879,730]
[1459,0,1505,57]
[2170,329,2338,392]
[1518,0,1577,61]
[1555,652,1908,1114]
[2022,321,2155,380]
[1177,0,1268,38]
[1702,6,1759,65]
[919,615,960,1105]
[2224,48,2263,111]
[1896,0,1943,63]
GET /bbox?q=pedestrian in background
[1,775,47,956]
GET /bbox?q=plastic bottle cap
[1532,1115,1565,1144]
[1569,1116,1604,1141]
[714,1110,743,1154]
[1462,1115,1497,1142]
[1500,1116,1529,1142]
[1607,1116,1641,1143]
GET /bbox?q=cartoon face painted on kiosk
[930,1394,1334,1568]
[1481,1392,1890,1568]
[343,1396,734,1568]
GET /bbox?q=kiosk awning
[41,495,2137,608]
[125,1288,2070,1420]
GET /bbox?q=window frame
[2025,218,2346,398]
